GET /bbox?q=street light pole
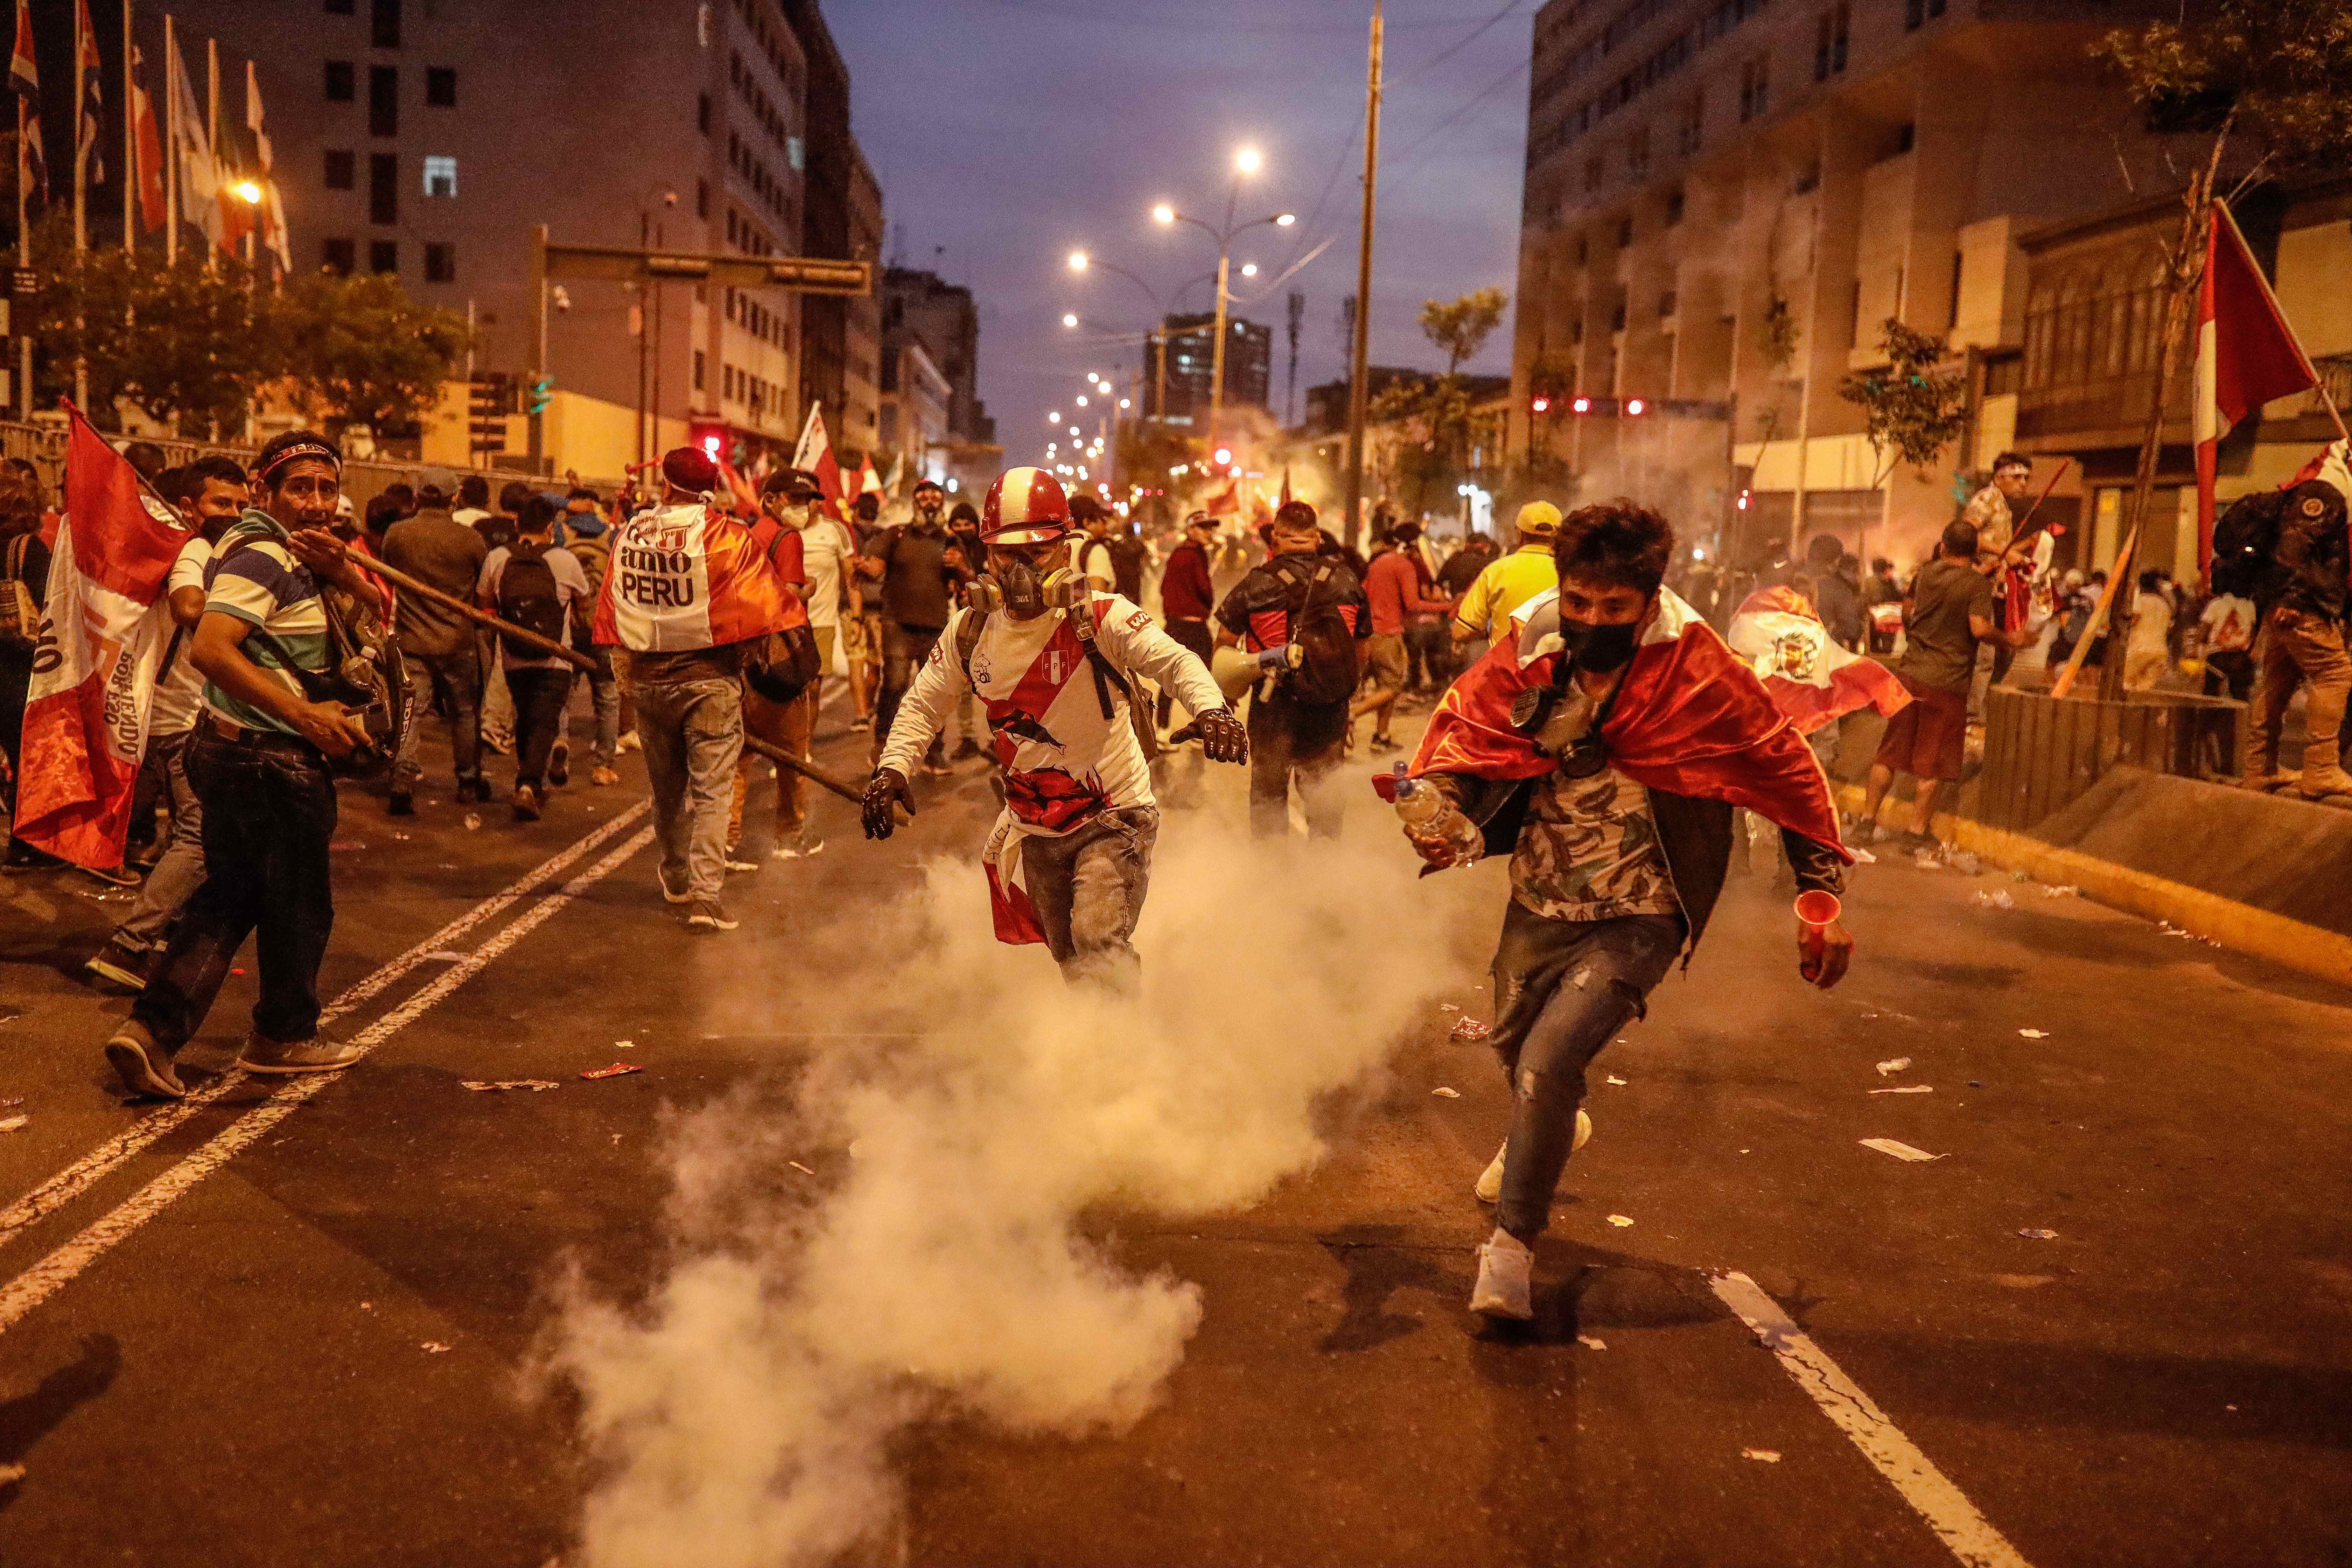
[1209,248,1231,451]
[1345,2,1385,551]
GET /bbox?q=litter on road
[1742,1448,1783,1463]
[1447,1018,1491,1043]
[2019,1029,2049,1039]
[421,1342,450,1354]
[1577,1335,1607,1350]
[615,1039,637,1049]
[788,1161,817,1176]
[1431,1086,1460,1098]
[0,1114,26,1132]
[1860,1138,1943,1162]
[580,1063,644,1080]
[2017,1228,2060,1240]
[1606,1074,1628,1085]
[1875,1057,1911,1076]
[1606,1214,1634,1227]
[1868,1085,1931,1095]
[2041,884,2082,897]
[0,1463,23,1485]
[463,814,482,831]
[460,1079,560,1093]
[1971,890,2016,910]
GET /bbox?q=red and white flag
[790,402,845,514]
[14,406,195,868]
[2195,199,2320,566]
[128,46,166,234]
[858,456,883,497]
[589,502,798,653]
[1726,586,1911,736]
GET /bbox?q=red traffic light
[1571,396,1592,414]
[1531,396,1550,413]
[1625,397,1646,416]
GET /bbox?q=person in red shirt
[1155,511,1220,730]
[1353,520,1457,753]
[729,488,819,864]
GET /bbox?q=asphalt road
[0,685,2347,1568]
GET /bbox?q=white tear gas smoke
[546,816,1492,1567]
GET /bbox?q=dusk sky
[827,0,1532,469]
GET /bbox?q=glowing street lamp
[1062,313,1079,328]
[1047,411,1061,423]
[1067,250,1089,272]
[1235,146,1261,175]
[1240,262,1258,278]
[232,180,264,205]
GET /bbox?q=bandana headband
[257,439,343,485]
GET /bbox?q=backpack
[0,533,37,654]
[217,518,410,780]
[2210,491,2284,599]
[1105,535,1148,602]
[495,541,567,662]
[1274,558,1359,706]
[743,624,822,704]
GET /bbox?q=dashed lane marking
[0,801,649,1247]
[1710,1270,2035,1568]
[0,822,655,1336]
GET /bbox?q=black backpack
[1275,559,1359,706]
[496,541,567,661]
[1106,535,1148,602]
[2210,491,2284,598]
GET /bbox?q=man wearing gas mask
[862,468,1245,989]
[1393,500,1854,1323]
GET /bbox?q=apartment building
[151,0,880,481]
[1512,0,2207,568]
[1144,312,1273,427]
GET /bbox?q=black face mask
[1559,616,1640,672]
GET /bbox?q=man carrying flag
[1393,499,1853,1322]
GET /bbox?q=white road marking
[0,823,654,1336]
[1709,1271,2035,1568]
[0,802,649,1247]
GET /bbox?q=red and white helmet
[981,467,1072,545]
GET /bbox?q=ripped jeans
[1487,903,1685,1243]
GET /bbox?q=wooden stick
[359,555,598,674]
[2049,521,2137,700]
[741,732,868,806]
[2006,455,2073,548]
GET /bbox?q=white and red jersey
[879,593,1226,944]
[590,502,797,652]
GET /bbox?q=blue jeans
[131,727,338,1054]
[114,729,206,952]
[1487,903,1685,1243]
[1018,806,1158,991]
[633,678,743,902]
[395,643,484,791]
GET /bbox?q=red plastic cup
[1794,889,1842,978]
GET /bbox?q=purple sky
[826,0,1531,468]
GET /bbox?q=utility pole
[1343,1,1384,550]
[1209,250,1231,450]
[1285,290,1304,428]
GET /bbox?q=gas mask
[969,542,1084,617]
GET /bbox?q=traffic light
[1625,397,1646,416]
[1530,395,1550,414]
[528,375,554,415]
[467,375,511,455]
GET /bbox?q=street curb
[1836,785,2352,992]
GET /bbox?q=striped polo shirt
[202,511,332,736]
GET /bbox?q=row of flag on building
[8,0,287,265]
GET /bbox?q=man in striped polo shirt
[104,431,387,1101]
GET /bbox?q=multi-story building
[882,268,997,446]
[1144,312,1272,427]
[841,145,885,457]
[878,334,952,485]
[147,0,876,482]
[1510,0,2212,569]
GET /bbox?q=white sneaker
[616,730,643,754]
[1473,1110,1590,1204]
[771,834,825,860]
[1470,1229,1534,1320]
[658,868,692,904]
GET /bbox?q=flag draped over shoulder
[16,407,195,868]
[2195,199,2320,566]
[1410,586,1851,858]
[1724,586,1911,735]
[590,502,794,652]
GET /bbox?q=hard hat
[1516,500,1562,538]
[981,467,1073,544]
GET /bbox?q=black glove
[862,766,915,840]
[1191,706,1248,764]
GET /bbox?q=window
[1903,0,1945,29]
[1665,188,1684,226]
[1574,235,1589,265]
[698,93,713,135]
[368,65,398,136]
[1678,94,1703,156]
[1627,128,1650,179]
[424,242,454,283]
[726,210,738,245]
[1896,121,1915,154]
[693,350,706,392]
[325,60,355,101]
[425,67,455,106]
[1660,289,1678,319]
[324,149,355,190]
[787,135,804,172]
[1582,155,1602,194]
[371,0,401,48]
[1814,5,1848,82]
[322,237,356,274]
[1617,215,1633,249]
[1610,300,1628,332]
[369,239,398,274]
[369,152,398,224]
[696,179,709,218]
[1739,57,1769,122]
[326,0,355,11]
[422,155,456,197]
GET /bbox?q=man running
[1395,499,1854,1322]
[861,468,1245,989]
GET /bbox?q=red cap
[981,467,1072,545]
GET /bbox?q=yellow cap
[1516,501,1562,538]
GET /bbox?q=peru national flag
[2195,199,2320,566]
[15,406,196,868]
[791,401,845,513]
[1726,586,1912,736]
[590,502,796,652]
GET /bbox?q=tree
[2085,0,2352,695]
[1835,318,1968,488]
[1365,288,1512,517]
[1419,287,1507,377]
[280,271,472,438]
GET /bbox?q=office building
[1144,312,1270,426]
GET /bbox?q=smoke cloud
[545,805,1494,1567]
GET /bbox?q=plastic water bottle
[1391,764,1482,866]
